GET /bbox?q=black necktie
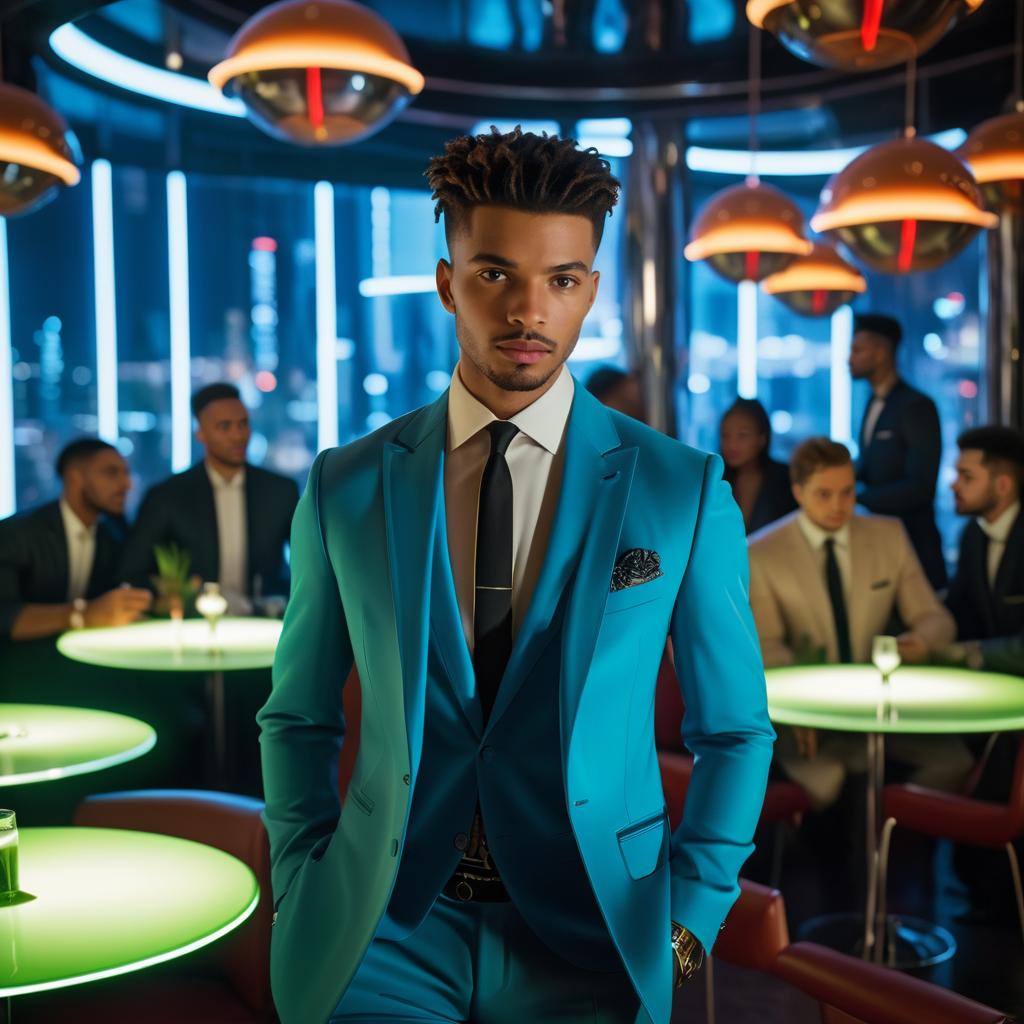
[474,421,519,722]
[824,538,853,664]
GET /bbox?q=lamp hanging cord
[903,49,917,138]
[1015,0,1023,112]
[748,21,761,185]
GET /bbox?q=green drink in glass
[0,809,18,897]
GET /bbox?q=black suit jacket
[745,457,798,536]
[0,501,126,639]
[946,510,1024,673]
[118,463,299,598]
[856,378,947,590]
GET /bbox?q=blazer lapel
[846,518,869,657]
[782,518,835,658]
[40,502,70,601]
[383,394,449,780]
[191,465,221,581]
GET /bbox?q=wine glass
[872,635,901,686]
[195,581,228,653]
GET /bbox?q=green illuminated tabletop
[766,665,1024,734]
[0,827,259,996]
[0,706,156,787]
[57,617,281,673]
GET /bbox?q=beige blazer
[748,511,955,667]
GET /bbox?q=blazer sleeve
[893,521,955,650]
[117,486,168,588]
[668,454,776,954]
[0,518,28,639]
[978,631,1024,675]
[747,546,796,669]
[257,451,354,905]
[858,394,941,514]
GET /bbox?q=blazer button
[454,832,469,851]
[402,774,410,785]
[480,746,495,763]
[391,840,399,857]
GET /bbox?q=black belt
[442,870,510,903]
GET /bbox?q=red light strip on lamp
[811,289,826,314]
[306,66,324,128]
[861,0,884,52]
[897,218,917,272]
[744,251,760,280]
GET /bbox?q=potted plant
[151,543,200,618]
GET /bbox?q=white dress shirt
[206,463,249,607]
[445,365,574,651]
[59,499,97,602]
[978,501,1021,589]
[861,376,898,449]
[797,512,853,602]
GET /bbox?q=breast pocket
[604,575,673,616]
[616,809,670,880]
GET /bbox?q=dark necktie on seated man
[445,419,520,903]
[824,537,853,664]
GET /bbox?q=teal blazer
[259,381,775,1024]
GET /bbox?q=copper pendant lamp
[761,242,866,316]
[209,0,424,147]
[685,26,812,283]
[959,3,1024,213]
[0,83,80,217]
[746,0,985,72]
[811,135,996,274]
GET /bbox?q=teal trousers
[329,894,640,1023]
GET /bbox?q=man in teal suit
[259,127,775,1024]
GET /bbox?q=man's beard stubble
[456,317,572,394]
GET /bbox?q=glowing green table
[0,827,258,1002]
[57,618,281,782]
[766,664,1024,968]
[0,705,156,787]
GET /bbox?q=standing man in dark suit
[0,438,151,642]
[849,313,947,590]
[944,426,1024,673]
[119,383,299,611]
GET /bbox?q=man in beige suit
[748,437,972,809]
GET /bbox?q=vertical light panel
[0,219,14,517]
[737,280,758,399]
[167,170,192,472]
[830,304,854,445]
[91,159,118,443]
[314,181,338,451]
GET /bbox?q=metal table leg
[206,669,226,786]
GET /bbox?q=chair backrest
[74,789,273,1016]
[713,879,790,971]
[654,641,686,751]
[337,666,362,801]
[1006,734,1024,838]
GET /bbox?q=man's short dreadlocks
[425,126,621,249]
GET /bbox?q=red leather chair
[15,789,275,1023]
[878,733,1024,943]
[717,881,1011,1024]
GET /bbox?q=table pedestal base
[798,910,957,969]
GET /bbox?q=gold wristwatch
[670,922,705,987]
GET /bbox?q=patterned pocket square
[610,549,663,592]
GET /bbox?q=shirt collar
[206,462,246,490]
[871,374,900,402]
[447,364,573,456]
[798,511,851,552]
[59,498,97,539]
[978,501,1021,544]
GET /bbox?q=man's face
[952,449,1001,516]
[848,331,889,380]
[76,449,131,516]
[794,463,857,533]
[436,206,599,395]
[196,398,250,468]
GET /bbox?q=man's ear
[436,258,456,314]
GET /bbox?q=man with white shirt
[850,313,947,591]
[259,127,774,1024]
[119,383,298,613]
[0,439,151,642]
[748,437,969,810]
[944,426,1024,674]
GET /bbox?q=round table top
[766,664,1024,734]
[57,617,281,672]
[0,705,156,787]
[0,827,259,996]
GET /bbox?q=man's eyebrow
[468,253,590,274]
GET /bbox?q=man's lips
[496,339,552,365]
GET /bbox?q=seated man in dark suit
[850,313,947,591]
[0,438,151,641]
[118,382,299,612]
[943,426,1024,674]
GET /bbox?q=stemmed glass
[195,581,228,654]
[872,635,901,686]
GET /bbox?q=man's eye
[480,270,507,282]
[553,276,578,289]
